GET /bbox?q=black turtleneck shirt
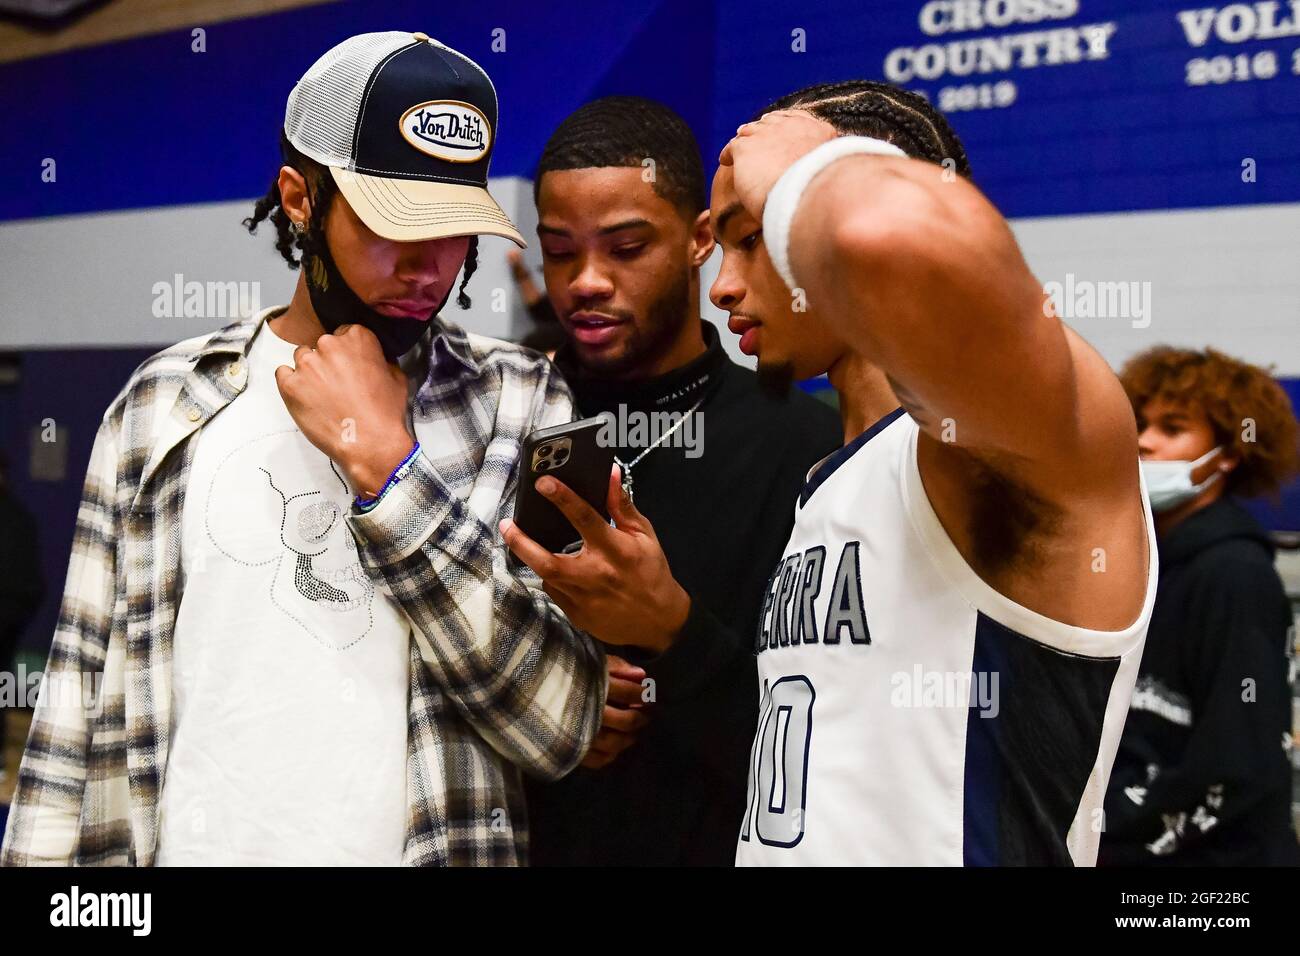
[525,322,842,866]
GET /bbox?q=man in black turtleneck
[516,97,841,865]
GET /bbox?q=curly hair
[243,132,478,309]
[755,80,972,179]
[1120,346,1300,499]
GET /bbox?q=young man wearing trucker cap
[0,31,604,867]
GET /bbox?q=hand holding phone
[500,450,691,653]
[512,416,616,554]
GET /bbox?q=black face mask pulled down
[299,223,448,363]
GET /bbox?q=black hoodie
[1100,497,1299,866]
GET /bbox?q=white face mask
[1140,446,1224,514]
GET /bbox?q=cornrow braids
[243,132,479,308]
[536,95,706,218]
[456,237,478,310]
[756,80,972,178]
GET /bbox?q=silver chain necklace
[614,395,706,503]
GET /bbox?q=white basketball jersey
[734,409,1157,866]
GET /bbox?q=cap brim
[329,167,526,247]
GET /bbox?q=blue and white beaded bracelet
[354,441,421,513]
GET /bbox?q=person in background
[517,96,842,865]
[0,452,44,788]
[1102,346,1300,866]
[508,250,567,356]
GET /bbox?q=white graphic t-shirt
[157,320,410,866]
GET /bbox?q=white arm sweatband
[761,135,907,292]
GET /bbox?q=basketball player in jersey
[711,82,1158,866]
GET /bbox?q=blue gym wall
[1,0,1298,660]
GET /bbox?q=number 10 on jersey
[740,675,816,848]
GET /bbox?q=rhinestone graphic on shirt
[197,430,384,651]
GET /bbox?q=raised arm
[275,325,605,781]
[718,110,1152,633]
[725,110,1140,503]
[342,361,607,780]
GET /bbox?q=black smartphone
[513,415,616,554]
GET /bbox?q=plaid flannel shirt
[0,306,605,866]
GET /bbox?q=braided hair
[756,81,971,178]
[243,132,479,309]
[535,95,706,218]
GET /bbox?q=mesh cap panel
[284,31,413,169]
